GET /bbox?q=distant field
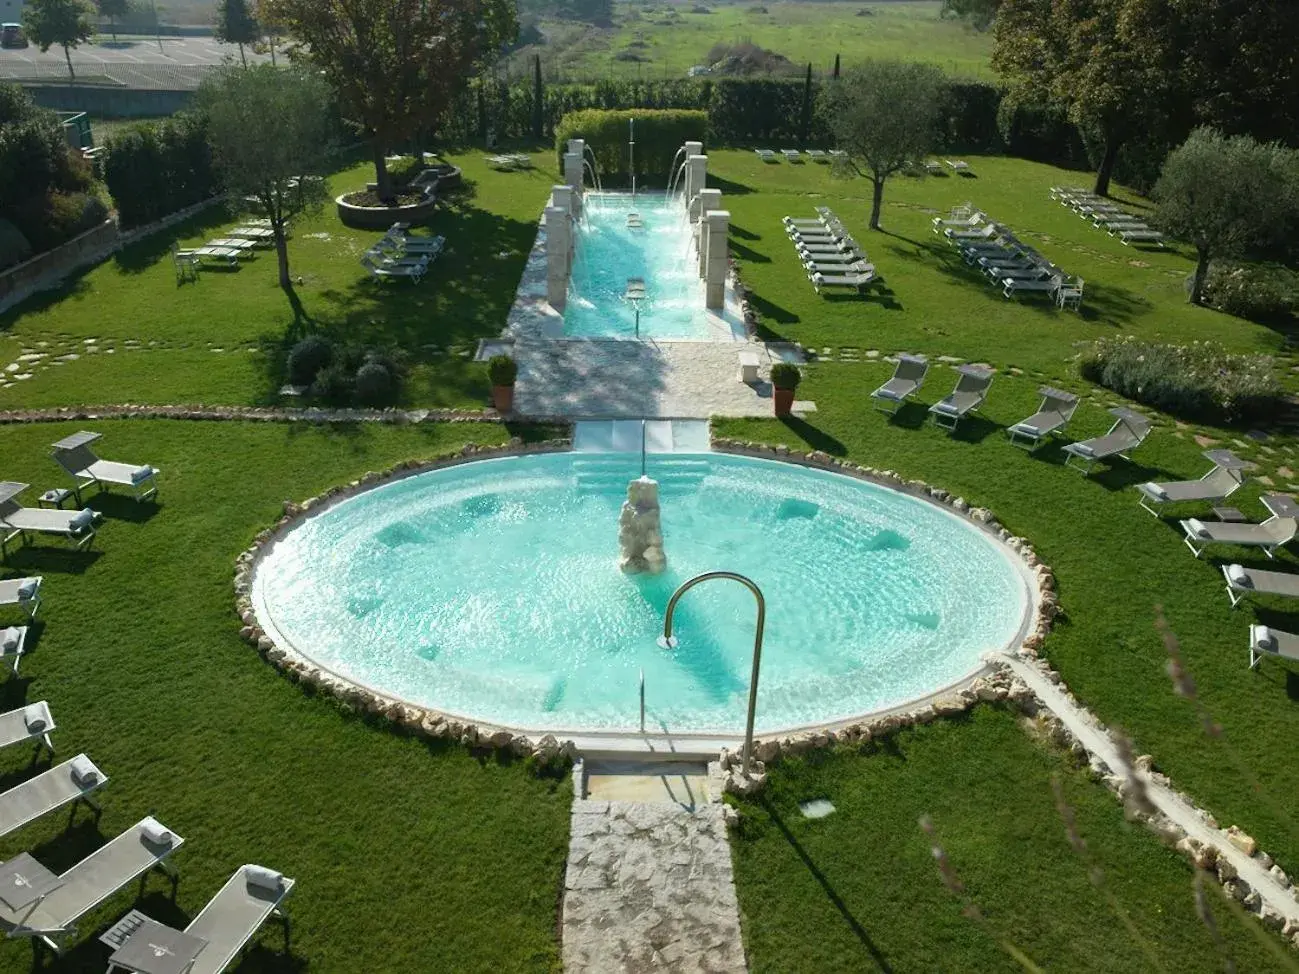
[505,0,994,81]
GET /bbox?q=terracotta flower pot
[774,387,795,417]
[491,384,514,414]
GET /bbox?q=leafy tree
[268,0,517,201]
[22,0,96,80]
[254,0,283,65]
[214,0,258,67]
[1154,128,1299,305]
[822,60,946,230]
[993,0,1178,196]
[198,65,332,290]
[940,0,1001,30]
[97,0,129,43]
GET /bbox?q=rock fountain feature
[618,476,667,574]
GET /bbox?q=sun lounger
[806,149,828,162]
[361,254,424,284]
[928,365,994,431]
[0,754,105,839]
[946,160,970,172]
[204,238,257,254]
[804,258,872,276]
[1,626,26,676]
[51,432,159,502]
[363,247,429,269]
[799,250,864,265]
[0,701,54,758]
[172,865,295,974]
[1222,563,1299,608]
[924,160,945,175]
[945,223,1000,242]
[189,246,241,267]
[0,816,183,952]
[1006,387,1080,450]
[381,232,444,254]
[1062,407,1151,474]
[932,212,986,233]
[1118,228,1166,247]
[1136,449,1255,516]
[784,216,836,229]
[797,238,859,256]
[781,149,800,162]
[1180,494,1298,558]
[872,354,928,414]
[1003,276,1063,299]
[1248,625,1299,669]
[980,259,1042,280]
[0,482,99,557]
[755,149,777,162]
[227,226,275,241]
[1055,277,1085,310]
[0,577,41,620]
[786,224,847,242]
[809,268,875,293]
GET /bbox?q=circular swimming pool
[252,452,1033,735]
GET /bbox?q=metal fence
[0,62,218,90]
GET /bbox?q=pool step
[573,455,710,495]
[581,758,714,808]
[573,419,711,454]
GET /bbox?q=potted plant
[488,354,518,413]
[770,363,801,417]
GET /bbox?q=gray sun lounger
[173,865,295,974]
[51,432,159,502]
[1136,449,1255,515]
[0,483,99,557]
[798,250,863,265]
[1003,275,1063,299]
[803,258,872,276]
[382,232,444,254]
[1248,625,1299,669]
[797,238,860,256]
[928,365,994,431]
[809,267,876,293]
[0,701,55,760]
[1222,563,1299,608]
[0,754,105,839]
[1181,504,1297,559]
[0,577,42,620]
[1062,407,1151,473]
[362,254,425,283]
[1118,228,1166,246]
[945,223,1001,243]
[1006,387,1080,450]
[1,626,27,676]
[872,354,928,415]
[0,816,184,952]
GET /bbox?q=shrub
[310,363,354,406]
[488,354,518,386]
[1200,261,1299,323]
[0,218,32,271]
[770,362,801,390]
[554,109,708,183]
[287,335,333,386]
[354,361,395,406]
[104,112,217,229]
[1079,337,1283,425]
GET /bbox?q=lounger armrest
[1226,564,1251,588]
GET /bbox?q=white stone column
[683,140,703,160]
[693,187,721,226]
[697,215,710,279]
[684,154,707,210]
[703,209,729,310]
[551,184,574,216]
[546,205,571,311]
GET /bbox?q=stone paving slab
[562,800,747,973]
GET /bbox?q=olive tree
[22,0,96,79]
[198,65,333,290]
[822,60,946,230]
[1154,127,1299,305]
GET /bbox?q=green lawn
[507,0,995,82]
[731,707,1291,973]
[0,419,570,973]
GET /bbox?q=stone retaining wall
[0,404,500,426]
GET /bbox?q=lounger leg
[1138,496,1161,517]
[1249,648,1260,669]
[1182,536,1205,558]
[1226,585,1242,608]
[278,908,292,952]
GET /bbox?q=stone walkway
[514,340,813,420]
[563,798,748,973]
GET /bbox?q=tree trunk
[1093,133,1122,197]
[1189,248,1211,305]
[269,36,277,65]
[869,176,885,230]
[274,223,291,290]
[373,142,393,202]
[238,41,247,67]
[63,45,75,80]
[110,17,117,42]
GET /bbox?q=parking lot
[0,35,270,87]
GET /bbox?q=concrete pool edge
[235,435,1056,762]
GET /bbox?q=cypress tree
[833,53,840,79]
[532,55,544,141]
[798,62,813,149]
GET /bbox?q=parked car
[0,23,27,48]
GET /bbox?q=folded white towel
[1227,564,1251,587]
[70,508,95,532]
[1,628,18,652]
[141,819,174,846]
[1071,443,1095,457]
[130,465,154,484]
[70,756,99,787]
[17,579,38,601]
[245,865,285,893]
[1185,519,1210,539]
[1142,483,1168,501]
[24,708,46,733]
[1254,626,1278,652]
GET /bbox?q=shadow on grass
[86,494,161,524]
[0,276,92,336]
[730,223,761,241]
[759,797,895,973]
[112,207,233,275]
[780,415,846,456]
[887,402,930,430]
[2,546,102,576]
[729,240,771,264]
[708,174,755,197]
[746,293,800,328]
[949,415,1000,444]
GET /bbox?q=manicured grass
[510,0,995,81]
[0,148,558,410]
[730,706,1291,973]
[0,419,570,973]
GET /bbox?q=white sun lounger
[0,754,105,839]
[932,212,985,233]
[872,354,928,414]
[227,226,275,241]
[1136,449,1255,515]
[1003,276,1063,299]
[803,258,872,276]
[1062,407,1151,473]
[51,432,159,502]
[0,816,184,952]
[781,149,801,162]
[1118,228,1166,247]
[0,577,41,620]
[809,268,875,293]
[945,223,1000,242]
[172,865,295,974]
[1248,625,1299,669]
[799,250,864,265]
[1,626,27,676]
[0,701,54,759]
[1222,563,1299,608]
[0,483,99,557]
[1181,495,1298,558]
[361,254,425,284]
[806,149,828,162]
[363,247,429,269]
[929,365,994,431]
[755,149,777,162]
[784,216,837,229]
[946,160,970,172]
[797,237,859,255]
[189,246,241,266]
[1006,387,1080,450]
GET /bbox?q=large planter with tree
[488,354,517,414]
[770,362,800,417]
[335,189,439,230]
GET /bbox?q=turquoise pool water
[253,453,1030,734]
[563,194,713,339]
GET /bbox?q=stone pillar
[704,209,729,310]
[618,477,666,575]
[683,140,703,160]
[551,184,574,216]
[546,205,570,311]
[692,187,721,225]
[563,152,584,220]
[684,154,707,210]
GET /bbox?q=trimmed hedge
[103,112,218,229]
[554,109,707,184]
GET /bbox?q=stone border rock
[234,436,580,766]
[0,404,499,426]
